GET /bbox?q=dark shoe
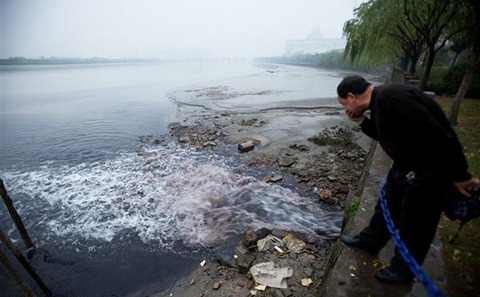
[341,234,381,254]
[375,266,413,284]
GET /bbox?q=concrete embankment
[321,143,446,297]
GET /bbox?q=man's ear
[347,92,355,101]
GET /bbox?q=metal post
[0,230,51,296]
[0,248,37,297]
[0,178,35,250]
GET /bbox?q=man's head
[337,75,373,122]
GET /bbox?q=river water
[0,61,352,296]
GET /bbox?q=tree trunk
[449,0,480,126]
[451,51,460,66]
[449,70,474,126]
[399,56,409,72]
[421,46,436,90]
[409,54,419,74]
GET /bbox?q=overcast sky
[0,0,363,59]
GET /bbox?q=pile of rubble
[161,229,330,297]
[168,122,226,150]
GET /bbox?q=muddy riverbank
[150,79,371,296]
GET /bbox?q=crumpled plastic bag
[249,262,293,289]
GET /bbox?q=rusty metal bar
[0,230,51,296]
[0,247,37,297]
[0,178,35,250]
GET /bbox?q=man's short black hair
[337,75,371,98]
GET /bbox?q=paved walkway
[321,143,446,297]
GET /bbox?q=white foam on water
[1,143,341,251]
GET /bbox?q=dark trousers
[359,163,449,274]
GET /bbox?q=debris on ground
[250,262,293,289]
[239,141,255,152]
[257,235,284,252]
[263,174,283,183]
[156,228,331,297]
[156,90,368,296]
[283,233,307,253]
[301,278,313,287]
[307,126,359,149]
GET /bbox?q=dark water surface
[1,61,260,169]
[0,61,347,296]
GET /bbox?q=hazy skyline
[1,0,363,59]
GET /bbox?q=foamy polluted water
[1,143,342,252]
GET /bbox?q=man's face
[338,93,364,122]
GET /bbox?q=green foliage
[348,196,360,219]
[259,50,389,72]
[343,0,427,71]
[343,0,401,65]
[417,64,480,98]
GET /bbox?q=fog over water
[1,0,362,59]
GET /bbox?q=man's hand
[346,110,364,123]
[454,177,480,197]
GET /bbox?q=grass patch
[348,196,360,219]
[435,96,480,297]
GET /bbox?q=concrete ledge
[321,143,447,297]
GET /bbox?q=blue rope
[379,182,449,297]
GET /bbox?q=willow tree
[402,0,471,89]
[343,0,425,74]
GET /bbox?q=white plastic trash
[249,262,293,289]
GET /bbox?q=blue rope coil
[379,182,449,297]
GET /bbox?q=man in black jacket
[337,75,479,284]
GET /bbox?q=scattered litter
[200,260,206,267]
[270,175,283,182]
[250,289,257,296]
[190,278,195,286]
[255,284,267,291]
[213,281,221,290]
[264,174,283,183]
[318,189,332,200]
[348,264,356,271]
[257,235,283,252]
[238,141,255,152]
[249,262,293,289]
[283,233,306,253]
[301,278,313,287]
[350,273,355,277]
[233,255,238,259]
[274,246,284,254]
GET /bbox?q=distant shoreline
[0,57,166,66]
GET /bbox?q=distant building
[284,27,346,56]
